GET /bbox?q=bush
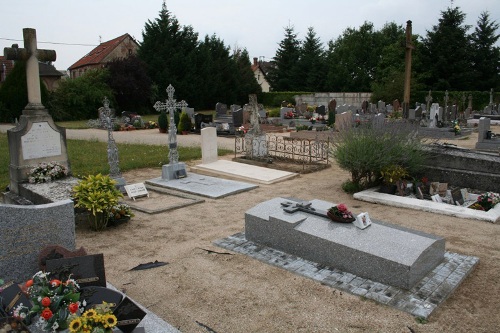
[331,121,427,188]
[178,111,192,132]
[158,111,168,130]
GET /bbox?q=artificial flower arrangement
[27,161,69,184]
[13,271,81,332]
[469,191,500,211]
[235,126,247,135]
[284,111,295,119]
[67,302,117,333]
[145,120,159,129]
[108,203,134,225]
[327,203,355,223]
[451,120,461,135]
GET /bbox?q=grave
[475,117,500,151]
[334,111,353,131]
[3,28,71,198]
[215,197,478,318]
[244,94,267,158]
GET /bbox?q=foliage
[380,164,409,185]
[341,180,364,194]
[0,61,49,122]
[158,111,168,130]
[106,55,152,114]
[49,69,115,121]
[68,303,117,333]
[472,192,500,211]
[331,121,427,188]
[18,271,81,331]
[178,111,192,132]
[267,25,302,91]
[295,27,326,91]
[72,174,123,230]
[27,161,69,184]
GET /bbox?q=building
[68,33,139,79]
[0,56,63,92]
[0,56,15,87]
[251,57,272,92]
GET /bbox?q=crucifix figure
[99,97,122,180]
[4,28,56,112]
[153,84,188,165]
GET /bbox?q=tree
[470,11,500,90]
[267,25,302,91]
[49,69,115,120]
[231,48,262,102]
[420,6,473,90]
[106,55,152,114]
[296,27,326,92]
[0,61,49,122]
[138,2,199,106]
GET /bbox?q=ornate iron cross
[99,97,122,178]
[153,84,188,165]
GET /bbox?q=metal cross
[99,97,122,179]
[153,84,188,165]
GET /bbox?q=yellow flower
[84,309,97,318]
[69,317,82,332]
[102,314,117,328]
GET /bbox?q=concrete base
[475,140,500,151]
[354,187,500,223]
[245,197,445,290]
[162,162,187,180]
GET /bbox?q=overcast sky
[2,0,499,70]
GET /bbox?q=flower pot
[181,130,189,135]
[327,211,355,223]
[379,184,397,194]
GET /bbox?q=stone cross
[99,97,122,179]
[4,28,56,111]
[154,84,188,165]
[244,94,262,136]
[281,201,328,219]
[425,90,433,114]
[490,88,494,106]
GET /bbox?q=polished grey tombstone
[245,197,445,290]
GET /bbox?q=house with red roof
[251,57,272,92]
[68,33,139,79]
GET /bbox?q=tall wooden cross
[153,84,188,165]
[3,28,56,112]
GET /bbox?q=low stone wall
[0,199,75,282]
[423,145,500,192]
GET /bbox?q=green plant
[380,164,409,185]
[72,174,123,231]
[158,111,168,130]
[178,111,192,132]
[341,180,364,194]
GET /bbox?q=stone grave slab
[244,197,445,290]
[146,173,257,199]
[123,185,204,214]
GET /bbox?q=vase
[327,211,355,223]
[379,184,397,194]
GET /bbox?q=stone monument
[243,94,267,158]
[3,28,71,197]
[153,84,188,180]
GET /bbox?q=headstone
[477,117,491,143]
[334,111,353,131]
[377,100,386,112]
[429,103,439,128]
[4,28,70,195]
[315,105,326,115]
[328,99,337,113]
[361,100,368,113]
[230,104,241,114]
[99,97,126,191]
[0,200,75,282]
[297,102,307,116]
[372,113,385,129]
[386,105,393,113]
[46,254,106,288]
[408,109,416,120]
[281,101,288,107]
[201,127,218,164]
[153,84,188,180]
[484,105,492,115]
[414,106,422,119]
[438,107,444,123]
[244,95,267,158]
[336,104,347,114]
[183,107,195,120]
[392,99,400,112]
[232,108,243,127]
[194,113,213,131]
[245,198,445,290]
[215,102,227,116]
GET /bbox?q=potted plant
[327,203,355,223]
[158,111,168,133]
[380,164,409,195]
[178,111,192,134]
[72,174,123,231]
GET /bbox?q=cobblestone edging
[214,232,479,319]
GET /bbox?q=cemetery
[1,24,500,333]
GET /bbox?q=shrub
[158,111,168,130]
[178,111,192,132]
[331,121,427,188]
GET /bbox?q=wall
[294,92,372,110]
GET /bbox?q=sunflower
[101,314,117,328]
[69,317,83,332]
[83,308,97,318]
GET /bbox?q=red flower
[422,176,428,184]
[68,302,79,314]
[25,279,33,288]
[50,279,61,287]
[41,297,51,307]
[337,204,348,212]
[41,308,53,320]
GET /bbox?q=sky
[2,0,499,70]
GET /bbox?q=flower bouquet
[107,203,134,226]
[68,302,117,333]
[327,204,355,223]
[27,161,69,184]
[470,191,500,211]
[17,271,81,331]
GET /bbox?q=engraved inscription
[21,122,62,159]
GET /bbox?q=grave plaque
[114,297,147,333]
[79,286,123,310]
[21,122,62,159]
[46,254,106,287]
[0,281,32,314]
[124,183,149,201]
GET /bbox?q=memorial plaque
[79,286,123,311]
[46,254,106,287]
[451,188,464,205]
[354,212,372,230]
[0,281,32,314]
[21,121,62,160]
[124,183,149,201]
[114,297,147,333]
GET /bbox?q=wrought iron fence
[234,134,330,166]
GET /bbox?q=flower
[68,302,117,333]
[25,279,34,288]
[24,271,81,331]
[328,204,354,220]
[68,302,79,314]
[108,203,134,224]
[27,161,69,184]
[472,191,500,211]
